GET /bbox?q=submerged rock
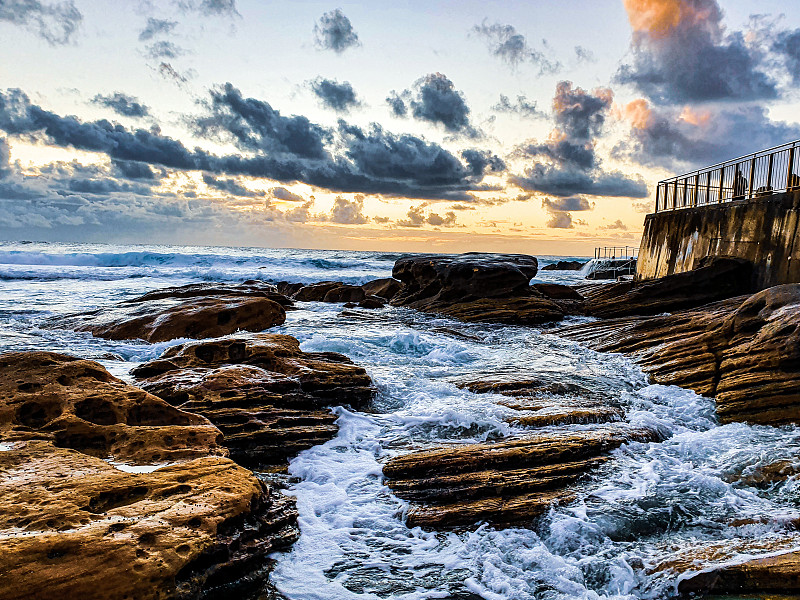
[583,256,753,318]
[0,351,298,600]
[558,284,800,426]
[132,334,374,467]
[541,260,586,271]
[390,252,567,325]
[382,425,658,527]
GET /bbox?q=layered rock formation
[389,253,568,324]
[582,256,753,318]
[383,425,657,527]
[280,277,401,308]
[0,351,297,600]
[559,285,800,425]
[55,282,290,343]
[132,334,374,467]
[541,260,585,271]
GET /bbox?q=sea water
[1,240,798,600]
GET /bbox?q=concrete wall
[636,191,800,289]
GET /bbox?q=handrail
[593,246,638,260]
[654,139,800,212]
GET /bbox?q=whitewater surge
[1,241,796,599]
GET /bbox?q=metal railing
[655,139,800,212]
[593,246,638,260]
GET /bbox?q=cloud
[602,219,628,230]
[285,200,312,223]
[542,196,592,212]
[202,172,263,197]
[0,0,82,45]
[309,78,361,112]
[146,40,185,59]
[112,159,160,180]
[158,62,190,85]
[510,81,647,198]
[545,210,573,228]
[425,210,457,227]
[91,92,150,118]
[472,20,560,74]
[0,137,10,179]
[492,94,543,118]
[139,17,177,41]
[574,45,595,62]
[396,203,457,228]
[329,196,368,224]
[402,73,476,136]
[386,91,407,117]
[270,186,304,202]
[616,0,778,103]
[313,9,360,53]
[773,29,800,85]
[461,149,505,176]
[178,0,240,18]
[0,85,498,201]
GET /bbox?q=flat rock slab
[132,334,374,468]
[125,281,292,305]
[558,285,800,426]
[383,425,658,527]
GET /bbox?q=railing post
[693,173,699,207]
[787,145,795,190]
[673,179,678,210]
[655,184,661,212]
[718,165,725,203]
[748,155,756,199]
[767,153,774,191]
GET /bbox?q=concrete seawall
[636,191,800,289]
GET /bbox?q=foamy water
[1,241,796,599]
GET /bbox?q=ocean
[2,240,799,600]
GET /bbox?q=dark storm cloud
[139,17,178,41]
[0,0,82,45]
[309,78,361,112]
[542,196,592,212]
[146,40,185,59]
[516,139,596,171]
[0,137,10,179]
[112,159,159,180]
[329,196,368,224]
[386,91,408,117]
[91,92,150,118]
[313,9,360,53]
[511,166,648,198]
[270,186,304,202]
[460,149,505,177]
[773,29,800,85]
[0,85,496,201]
[202,172,263,197]
[472,20,560,74]
[552,81,612,140]
[492,94,543,119]
[617,0,778,104]
[404,73,476,136]
[67,177,152,195]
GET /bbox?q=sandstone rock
[558,285,800,426]
[583,256,753,318]
[125,281,292,307]
[0,351,223,462]
[322,284,365,303]
[0,351,298,600]
[132,334,374,467]
[358,295,387,309]
[531,283,584,301]
[293,282,342,302]
[275,281,304,297]
[383,425,658,527]
[56,296,287,343]
[361,278,402,300]
[541,260,585,271]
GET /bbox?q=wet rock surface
[55,282,292,343]
[389,252,569,324]
[361,277,402,300]
[559,284,800,425]
[583,256,753,318]
[541,260,585,271]
[132,334,375,468]
[0,351,298,600]
[383,425,658,527]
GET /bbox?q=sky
[1,0,799,254]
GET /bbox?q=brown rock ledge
[383,425,658,527]
[557,285,800,426]
[132,334,375,468]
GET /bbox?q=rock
[541,260,585,271]
[382,425,658,527]
[361,278,402,300]
[358,296,386,309]
[275,281,304,297]
[125,281,292,307]
[583,256,753,318]
[531,283,584,301]
[456,374,622,428]
[132,334,374,467]
[0,351,298,600]
[56,296,287,343]
[0,351,223,461]
[558,285,800,426]
[388,253,569,325]
[293,282,342,302]
[322,284,365,303]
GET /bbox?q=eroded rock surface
[132,334,374,467]
[55,282,291,343]
[0,351,298,600]
[383,425,657,527]
[541,260,585,271]
[559,285,800,425]
[389,253,568,325]
[362,277,401,300]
